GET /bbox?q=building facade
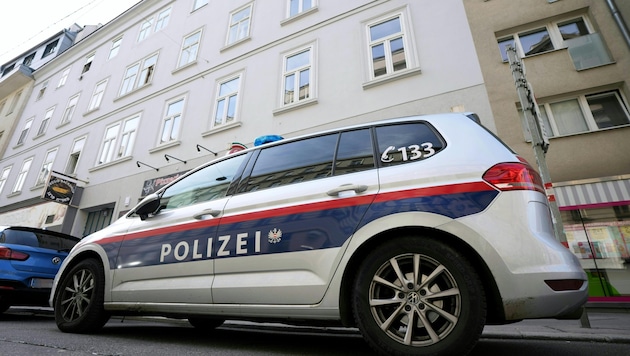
[464,0,630,302]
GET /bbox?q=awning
[554,175,630,210]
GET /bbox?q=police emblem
[268,228,282,244]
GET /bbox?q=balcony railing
[565,33,614,70]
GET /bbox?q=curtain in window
[550,99,588,135]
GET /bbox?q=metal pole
[506,46,566,244]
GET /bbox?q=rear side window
[375,122,444,167]
[334,128,375,176]
[245,134,337,192]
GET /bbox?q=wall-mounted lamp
[196,144,217,156]
[164,154,187,164]
[136,161,159,171]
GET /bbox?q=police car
[50,113,587,356]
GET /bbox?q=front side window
[161,154,247,210]
[227,4,253,45]
[13,158,33,193]
[36,148,58,186]
[178,30,202,68]
[120,53,158,96]
[65,137,86,175]
[0,166,11,195]
[375,122,444,167]
[368,15,407,78]
[60,94,80,125]
[283,48,312,105]
[98,115,140,165]
[108,37,123,59]
[160,98,184,144]
[37,107,55,136]
[213,76,241,127]
[88,80,108,111]
[58,67,70,88]
[17,118,33,145]
[245,134,337,192]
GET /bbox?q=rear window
[375,122,445,167]
[0,229,78,251]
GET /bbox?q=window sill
[55,121,71,130]
[201,121,242,137]
[172,60,198,74]
[83,107,99,117]
[114,83,152,102]
[281,6,319,26]
[149,140,182,154]
[88,156,133,173]
[362,67,422,90]
[30,184,45,191]
[220,36,252,52]
[272,97,318,116]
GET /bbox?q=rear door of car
[212,128,378,304]
[110,152,249,304]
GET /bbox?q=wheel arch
[338,226,506,326]
[52,249,109,306]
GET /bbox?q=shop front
[555,175,630,304]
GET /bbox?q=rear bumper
[0,280,52,307]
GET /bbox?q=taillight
[483,162,545,194]
[0,247,29,261]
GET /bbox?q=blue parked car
[0,226,79,313]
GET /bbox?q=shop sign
[42,172,77,205]
[141,171,189,196]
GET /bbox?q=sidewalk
[481,307,630,343]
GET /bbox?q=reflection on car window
[376,122,444,167]
[245,134,337,192]
[334,129,375,176]
[161,154,247,210]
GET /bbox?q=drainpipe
[606,0,630,50]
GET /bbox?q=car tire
[352,236,486,356]
[54,258,110,333]
[188,317,226,330]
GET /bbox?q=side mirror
[134,194,161,221]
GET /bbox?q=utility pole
[506,46,566,244]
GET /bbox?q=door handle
[193,209,221,220]
[326,184,368,197]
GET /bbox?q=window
[178,30,202,68]
[155,7,171,31]
[288,0,314,17]
[36,148,58,186]
[193,0,208,11]
[497,15,609,67]
[227,4,253,45]
[65,137,86,175]
[12,158,33,193]
[160,98,184,144]
[138,18,153,42]
[161,154,247,210]
[334,129,375,176]
[42,39,59,58]
[119,53,158,96]
[283,48,312,105]
[375,122,444,167]
[1,63,15,77]
[368,15,408,78]
[522,90,630,138]
[60,94,79,125]
[36,80,49,100]
[0,166,11,195]
[23,52,36,66]
[88,80,108,111]
[58,67,70,88]
[17,118,33,145]
[7,90,22,114]
[82,53,95,74]
[108,37,123,59]
[213,76,241,127]
[98,115,140,165]
[245,134,336,192]
[0,100,5,116]
[37,107,55,136]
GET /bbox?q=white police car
[50,113,587,356]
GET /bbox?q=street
[1,307,629,355]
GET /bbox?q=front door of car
[212,129,378,305]
[110,153,248,304]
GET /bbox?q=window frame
[159,97,185,145]
[281,46,314,107]
[138,17,154,42]
[17,118,33,145]
[497,15,594,61]
[119,53,158,96]
[155,7,172,31]
[36,148,58,186]
[60,94,80,125]
[0,166,12,195]
[65,136,86,175]
[7,90,22,115]
[287,0,316,18]
[193,0,208,11]
[58,67,71,88]
[177,29,202,68]
[36,107,55,137]
[108,36,123,60]
[88,79,108,111]
[42,40,59,58]
[212,74,242,129]
[226,3,254,46]
[97,114,141,165]
[36,80,49,100]
[82,53,95,74]
[12,157,33,193]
